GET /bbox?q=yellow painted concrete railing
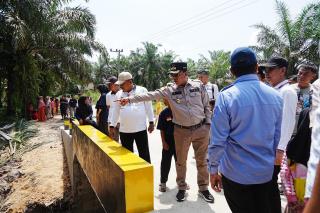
[72,124,154,213]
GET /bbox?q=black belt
[174,120,204,130]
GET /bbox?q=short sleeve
[157,110,166,131]
[96,94,107,109]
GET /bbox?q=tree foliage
[0,0,106,117]
[252,0,320,75]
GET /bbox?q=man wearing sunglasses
[119,62,214,203]
[261,57,298,213]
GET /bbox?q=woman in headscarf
[75,96,98,128]
[38,96,46,122]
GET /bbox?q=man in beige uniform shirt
[119,62,214,203]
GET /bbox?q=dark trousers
[98,120,109,135]
[269,165,282,213]
[160,142,177,183]
[120,130,151,163]
[222,175,271,213]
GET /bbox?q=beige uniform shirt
[129,79,212,126]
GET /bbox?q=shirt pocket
[189,90,202,105]
[171,94,184,104]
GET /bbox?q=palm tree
[0,0,106,116]
[252,0,320,75]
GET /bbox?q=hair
[78,96,88,108]
[97,84,108,94]
[298,63,318,74]
[258,66,265,79]
[231,64,257,77]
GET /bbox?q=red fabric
[38,100,46,122]
[32,111,38,120]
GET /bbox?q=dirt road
[1,117,71,212]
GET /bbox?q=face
[297,68,316,85]
[120,79,133,92]
[170,71,187,86]
[198,74,209,84]
[110,83,120,92]
[265,67,286,86]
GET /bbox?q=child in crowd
[157,99,177,192]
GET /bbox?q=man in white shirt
[262,56,298,213]
[291,63,317,135]
[106,76,120,141]
[310,79,320,127]
[110,72,155,163]
[197,70,219,109]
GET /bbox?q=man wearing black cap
[261,56,298,213]
[197,70,219,110]
[118,62,214,203]
[106,76,120,141]
[208,47,283,213]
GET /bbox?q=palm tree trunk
[6,67,16,116]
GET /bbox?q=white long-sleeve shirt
[305,107,320,198]
[310,79,320,127]
[106,91,118,123]
[204,82,219,100]
[110,85,154,133]
[274,80,298,151]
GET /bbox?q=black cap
[230,47,257,68]
[106,76,117,84]
[260,57,288,69]
[197,69,209,75]
[169,62,187,74]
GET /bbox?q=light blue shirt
[208,74,283,184]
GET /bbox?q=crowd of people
[37,46,319,212]
[104,47,318,213]
[27,94,81,122]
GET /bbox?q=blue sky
[70,0,316,61]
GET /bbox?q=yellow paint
[72,120,80,126]
[79,126,151,171]
[78,125,154,212]
[125,168,154,213]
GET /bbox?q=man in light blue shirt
[208,47,283,213]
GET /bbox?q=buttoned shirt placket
[184,83,196,125]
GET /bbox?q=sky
[69,0,316,61]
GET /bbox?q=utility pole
[110,49,123,59]
[110,49,123,74]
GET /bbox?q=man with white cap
[109,72,155,163]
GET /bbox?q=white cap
[116,72,133,85]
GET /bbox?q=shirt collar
[234,74,259,84]
[123,85,136,94]
[274,80,289,90]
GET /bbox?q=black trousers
[120,130,151,163]
[222,175,271,213]
[269,165,282,213]
[160,141,177,183]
